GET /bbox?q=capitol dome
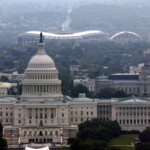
[28,44,55,69]
[21,33,63,101]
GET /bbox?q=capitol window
[62,113,64,117]
[55,131,58,136]
[45,131,48,136]
[24,131,26,136]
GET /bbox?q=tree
[95,127,111,142]
[98,88,128,99]
[0,137,8,150]
[17,83,22,95]
[136,142,150,150]
[0,123,3,137]
[139,128,150,142]
[71,84,89,98]
[114,90,128,98]
[103,121,121,137]
[98,88,116,99]
[0,76,9,82]
[77,128,95,141]
[70,119,121,150]
[135,127,150,150]
[68,138,107,150]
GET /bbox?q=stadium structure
[18,30,109,45]
[18,30,143,45]
[110,31,142,43]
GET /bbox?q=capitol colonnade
[22,85,61,94]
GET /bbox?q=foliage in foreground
[68,119,121,150]
[135,127,150,150]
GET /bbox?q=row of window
[0,112,13,117]
[98,105,111,109]
[26,119,65,125]
[70,106,94,109]
[29,63,53,67]
[0,107,13,110]
[119,119,150,125]
[29,113,55,119]
[118,107,150,110]
[70,111,93,116]
[98,110,110,115]
[70,117,89,122]
[117,112,150,117]
[0,119,13,123]
[0,92,5,95]
[24,130,59,137]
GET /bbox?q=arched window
[34,131,37,136]
[39,131,43,136]
[45,131,47,136]
[24,131,26,136]
[50,131,53,136]
[29,131,32,136]
[55,131,58,136]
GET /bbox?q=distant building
[0,71,24,83]
[143,49,150,56]
[110,31,142,43]
[0,82,17,96]
[97,97,150,131]
[18,30,109,45]
[95,73,140,95]
[69,65,80,75]
[130,66,140,74]
[74,78,95,92]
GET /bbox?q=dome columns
[22,84,61,95]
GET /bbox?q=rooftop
[0,97,17,103]
[0,82,12,88]
[70,97,94,102]
[116,97,150,103]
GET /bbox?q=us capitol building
[1,33,150,146]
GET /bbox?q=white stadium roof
[26,30,106,39]
[110,31,142,40]
[25,146,49,150]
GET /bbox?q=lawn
[110,134,139,146]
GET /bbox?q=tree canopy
[0,76,9,82]
[136,127,150,150]
[69,119,121,150]
[98,88,128,99]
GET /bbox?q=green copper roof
[0,97,17,103]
